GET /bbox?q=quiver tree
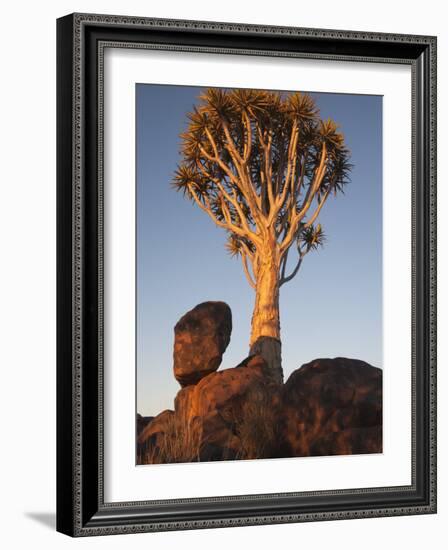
[173,88,351,382]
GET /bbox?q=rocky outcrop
[138,302,383,464]
[138,356,382,463]
[175,355,281,461]
[279,358,382,456]
[173,301,232,387]
[175,355,275,420]
[138,355,280,463]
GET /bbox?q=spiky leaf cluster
[300,224,326,252]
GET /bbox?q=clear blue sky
[136,84,382,417]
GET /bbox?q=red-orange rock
[174,355,281,461]
[137,409,174,464]
[173,301,232,387]
[175,355,276,419]
[138,356,382,464]
[279,358,382,457]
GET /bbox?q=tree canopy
[173,88,351,290]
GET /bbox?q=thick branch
[279,152,307,237]
[196,160,260,244]
[219,119,262,215]
[295,154,307,202]
[280,251,304,286]
[206,126,262,219]
[242,111,253,163]
[219,195,234,227]
[298,143,328,214]
[189,187,254,243]
[256,125,274,214]
[304,186,331,229]
[271,122,299,222]
[199,138,262,231]
[241,251,256,289]
[221,118,244,166]
[280,248,289,280]
[280,142,327,255]
[199,142,239,187]
[239,238,254,261]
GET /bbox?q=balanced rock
[279,357,382,457]
[173,301,232,387]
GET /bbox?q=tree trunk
[249,248,283,383]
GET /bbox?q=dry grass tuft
[231,384,279,460]
[143,414,202,464]
[141,383,280,464]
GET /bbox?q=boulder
[173,301,232,387]
[174,355,281,461]
[184,354,277,419]
[139,355,383,464]
[279,358,382,457]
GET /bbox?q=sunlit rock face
[173,301,232,388]
[175,354,281,461]
[139,355,281,464]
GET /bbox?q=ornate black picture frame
[57,13,437,537]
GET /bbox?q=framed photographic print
[56,13,437,536]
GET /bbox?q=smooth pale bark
[249,243,283,383]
